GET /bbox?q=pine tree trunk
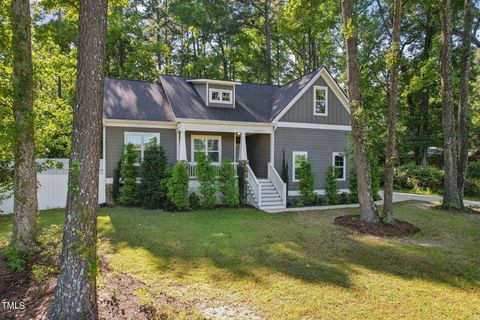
[47,0,107,319]
[457,0,472,204]
[440,0,462,209]
[340,0,379,224]
[10,0,38,252]
[383,0,402,225]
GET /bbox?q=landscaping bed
[334,215,421,236]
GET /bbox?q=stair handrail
[247,164,261,207]
[267,162,287,207]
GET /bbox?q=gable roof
[103,67,348,124]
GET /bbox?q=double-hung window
[209,88,232,104]
[332,152,346,181]
[292,151,308,182]
[313,86,328,116]
[124,132,160,166]
[192,135,221,163]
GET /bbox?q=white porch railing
[188,162,238,179]
[247,164,261,207]
[268,162,287,207]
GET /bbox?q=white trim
[276,122,351,131]
[208,88,233,105]
[270,130,275,164]
[106,178,113,184]
[272,67,350,123]
[332,152,347,181]
[103,119,176,129]
[313,85,328,116]
[288,189,350,196]
[206,82,209,106]
[178,121,273,134]
[191,134,222,163]
[292,151,308,182]
[233,132,237,162]
[187,79,242,86]
[124,132,161,166]
[103,126,107,198]
[176,118,273,127]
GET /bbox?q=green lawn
[1,202,480,319]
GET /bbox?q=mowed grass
[1,202,480,319]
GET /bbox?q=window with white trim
[192,135,221,163]
[124,132,160,165]
[292,151,308,182]
[332,152,346,181]
[313,85,328,116]
[209,88,232,104]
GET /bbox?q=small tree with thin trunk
[340,0,379,223]
[48,0,107,318]
[10,0,38,253]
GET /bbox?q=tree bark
[440,0,462,209]
[10,0,38,252]
[341,0,379,224]
[383,0,402,224]
[457,0,472,205]
[47,0,107,319]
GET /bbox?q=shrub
[120,143,139,206]
[281,149,289,192]
[394,163,444,192]
[189,192,200,209]
[196,153,217,208]
[465,178,480,197]
[237,161,247,205]
[348,165,358,203]
[167,162,189,210]
[467,161,480,180]
[325,166,340,205]
[298,160,315,205]
[111,160,121,204]
[2,246,30,272]
[371,159,381,201]
[218,158,239,207]
[140,145,168,209]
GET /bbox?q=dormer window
[313,86,328,116]
[209,88,232,104]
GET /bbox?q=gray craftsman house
[102,67,351,210]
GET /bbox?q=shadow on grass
[104,205,480,290]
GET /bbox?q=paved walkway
[266,191,480,213]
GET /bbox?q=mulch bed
[334,215,421,236]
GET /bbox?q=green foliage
[218,158,239,207]
[348,165,358,203]
[281,149,289,192]
[464,179,480,197]
[112,161,122,204]
[394,163,444,193]
[2,246,30,272]
[195,153,217,208]
[237,161,247,205]
[467,161,480,180]
[167,162,189,210]
[325,166,340,205]
[298,160,315,205]
[140,144,168,209]
[370,159,381,201]
[120,143,138,206]
[189,192,200,210]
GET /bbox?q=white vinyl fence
[0,159,105,215]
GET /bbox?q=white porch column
[239,132,248,161]
[179,128,187,161]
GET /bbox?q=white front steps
[258,179,284,210]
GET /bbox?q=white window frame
[208,88,233,105]
[191,135,222,163]
[124,132,160,166]
[332,152,346,181]
[313,85,328,116]
[292,151,308,182]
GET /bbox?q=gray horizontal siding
[246,134,270,178]
[105,126,177,178]
[186,131,235,162]
[273,127,350,191]
[279,77,350,125]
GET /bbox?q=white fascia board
[276,122,351,131]
[177,120,273,134]
[103,119,177,129]
[187,79,242,86]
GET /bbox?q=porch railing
[268,162,287,207]
[188,162,238,179]
[246,164,261,207]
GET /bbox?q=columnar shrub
[195,153,217,208]
[167,162,189,210]
[111,161,121,204]
[325,166,340,204]
[237,161,247,205]
[140,145,167,209]
[281,149,289,192]
[120,143,138,205]
[348,165,358,203]
[218,158,239,207]
[298,160,315,205]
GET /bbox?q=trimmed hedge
[467,161,480,180]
